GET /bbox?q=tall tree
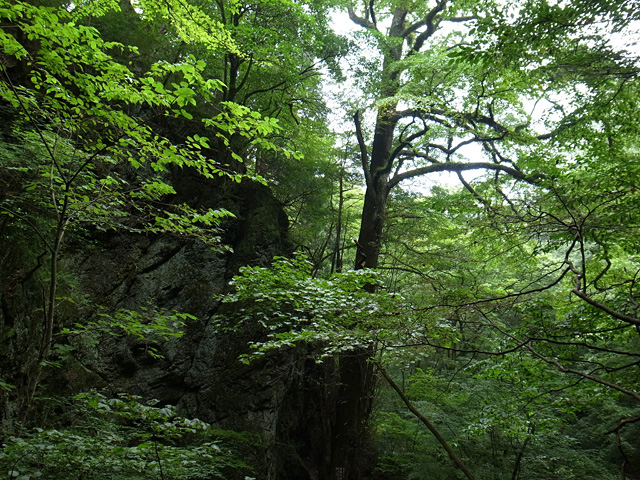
[328,0,640,478]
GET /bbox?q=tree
[326,0,640,477]
[196,0,352,258]
[373,171,640,478]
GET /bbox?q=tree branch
[457,172,491,207]
[409,0,448,52]
[388,161,542,191]
[606,415,640,435]
[417,265,572,311]
[369,0,377,27]
[347,5,377,30]
[571,288,640,326]
[376,361,479,480]
[389,126,429,167]
[526,342,640,402]
[235,56,254,95]
[444,16,476,23]
[396,107,521,142]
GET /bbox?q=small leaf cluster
[218,255,398,363]
[58,306,196,360]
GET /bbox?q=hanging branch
[375,361,479,480]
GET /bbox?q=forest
[0,0,639,479]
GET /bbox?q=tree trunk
[329,350,376,480]
[327,8,410,478]
[329,94,397,480]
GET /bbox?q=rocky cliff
[0,175,328,478]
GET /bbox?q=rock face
[0,176,322,479]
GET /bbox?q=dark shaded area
[0,168,338,478]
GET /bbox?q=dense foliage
[1,0,639,479]
[1,393,248,479]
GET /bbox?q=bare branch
[410,0,448,52]
[369,0,377,27]
[606,415,640,435]
[381,337,530,357]
[396,107,524,143]
[235,56,254,95]
[444,16,476,23]
[416,266,573,311]
[389,125,429,166]
[402,0,445,39]
[242,58,323,102]
[347,5,377,30]
[521,336,640,358]
[457,172,491,207]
